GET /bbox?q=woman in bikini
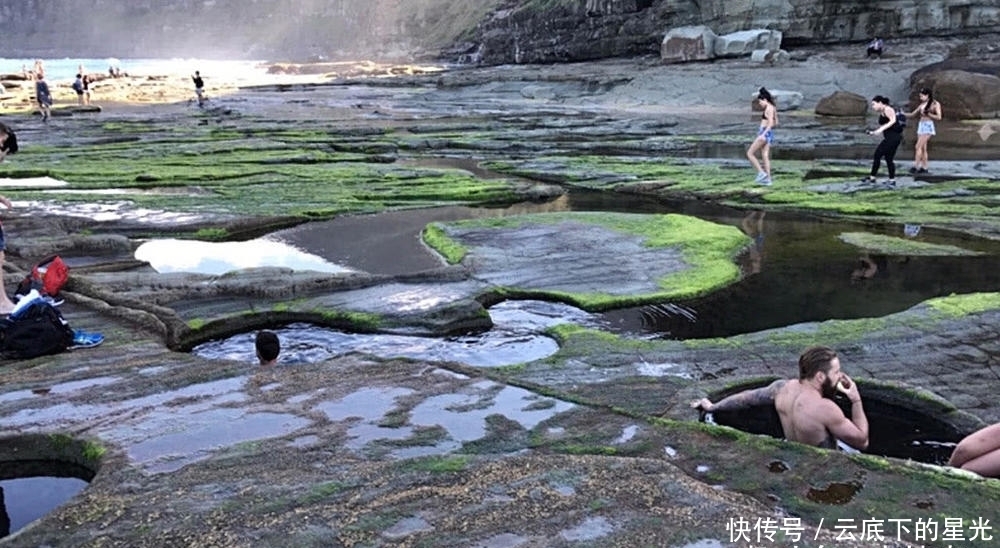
[747,87,778,185]
[906,87,942,174]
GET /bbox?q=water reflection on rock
[135,238,352,275]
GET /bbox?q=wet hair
[871,95,891,106]
[798,345,838,380]
[919,88,934,114]
[255,330,280,363]
[757,87,774,105]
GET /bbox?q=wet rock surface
[1,39,1000,546]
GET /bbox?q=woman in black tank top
[862,95,903,185]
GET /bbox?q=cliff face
[471,0,1000,64]
[1,0,997,63]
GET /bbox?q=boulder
[750,49,791,65]
[910,62,1000,119]
[660,25,717,64]
[714,29,782,58]
[751,89,803,111]
[815,91,869,117]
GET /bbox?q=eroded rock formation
[1,0,998,64]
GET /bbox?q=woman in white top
[906,88,942,174]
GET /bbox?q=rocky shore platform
[1,37,1000,547]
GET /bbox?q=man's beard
[821,376,839,399]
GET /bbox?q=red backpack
[15,255,70,299]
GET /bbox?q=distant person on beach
[866,37,884,58]
[255,330,280,366]
[0,190,17,314]
[862,95,903,185]
[747,87,778,186]
[0,122,18,162]
[82,74,91,105]
[691,345,869,451]
[73,74,85,105]
[905,87,942,174]
[35,73,52,122]
[192,70,205,107]
[948,423,1000,477]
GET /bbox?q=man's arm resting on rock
[692,379,785,413]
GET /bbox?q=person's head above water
[255,330,280,365]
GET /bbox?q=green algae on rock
[427,212,748,311]
[838,231,983,256]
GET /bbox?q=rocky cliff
[1,0,998,63]
[469,0,1000,64]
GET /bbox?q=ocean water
[0,57,270,83]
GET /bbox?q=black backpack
[0,300,74,360]
[895,109,907,129]
[1,130,16,154]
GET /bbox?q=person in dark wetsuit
[862,95,904,185]
[691,345,869,451]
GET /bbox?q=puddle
[260,192,1000,340]
[134,238,353,275]
[126,408,311,473]
[806,481,862,505]
[677,540,725,548]
[315,382,573,458]
[768,460,789,473]
[382,516,434,540]
[0,461,92,539]
[25,200,207,225]
[1,376,314,474]
[193,300,600,367]
[559,516,614,541]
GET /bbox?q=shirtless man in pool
[691,345,869,451]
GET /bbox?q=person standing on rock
[73,74,85,105]
[192,70,205,107]
[866,37,884,58]
[747,87,778,185]
[862,95,903,186]
[691,345,869,451]
[82,74,91,106]
[35,73,52,122]
[905,88,942,174]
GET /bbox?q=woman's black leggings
[871,132,903,178]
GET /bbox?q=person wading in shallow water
[747,87,778,186]
[691,345,869,451]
